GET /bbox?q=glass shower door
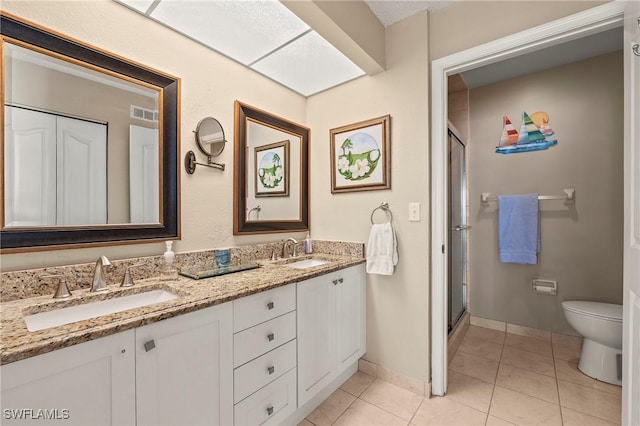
[448,129,467,332]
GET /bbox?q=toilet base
[578,338,622,386]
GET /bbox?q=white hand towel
[366,222,399,275]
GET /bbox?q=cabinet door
[136,303,233,426]
[336,264,366,370]
[0,330,135,426]
[297,274,335,407]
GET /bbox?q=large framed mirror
[1,12,180,252]
[234,101,309,234]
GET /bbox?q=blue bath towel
[498,194,540,264]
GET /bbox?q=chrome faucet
[283,238,299,258]
[91,256,112,292]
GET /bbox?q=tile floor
[300,325,622,425]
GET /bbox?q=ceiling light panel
[148,0,310,65]
[251,31,365,96]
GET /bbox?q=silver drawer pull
[266,301,274,310]
[332,279,338,285]
[338,278,344,283]
[144,340,156,352]
[267,366,275,375]
[266,406,274,416]
[267,333,275,342]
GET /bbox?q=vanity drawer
[234,339,296,403]
[233,284,295,332]
[234,311,296,368]
[234,367,297,426]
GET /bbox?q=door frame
[430,1,627,397]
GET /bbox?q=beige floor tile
[495,364,559,404]
[298,420,315,426]
[551,332,582,349]
[561,407,616,425]
[489,386,562,426]
[552,342,581,363]
[445,370,494,413]
[340,371,375,397]
[458,335,503,361]
[501,346,555,377]
[360,379,424,421]
[449,351,500,384]
[485,416,516,426]
[333,399,407,426]
[557,380,621,424]
[411,396,487,426]
[504,333,553,357]
[554,359,621,396]
[305,388,356,426]
[465,325,506,345]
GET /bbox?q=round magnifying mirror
[195,117,226,157]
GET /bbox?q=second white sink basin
[24,289,179,332]
[285,258,330,269]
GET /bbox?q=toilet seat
[562,301,622,322]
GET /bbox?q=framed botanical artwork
[330,115,391,193]
[254,139,290,197]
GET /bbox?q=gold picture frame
[330,115,391,193]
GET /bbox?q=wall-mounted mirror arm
[185,150,225,174]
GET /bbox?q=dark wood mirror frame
[233,101,309,235]
[0,12,181,252]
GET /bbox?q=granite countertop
[0,254,365,365]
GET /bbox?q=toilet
[562,301,623,386]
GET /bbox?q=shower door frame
[447,125,467,333]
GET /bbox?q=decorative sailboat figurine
[499,115,519,147]
[496,111,557,154]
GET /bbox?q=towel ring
[371,202,393,224]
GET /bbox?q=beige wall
[468,51,624,334]
[306,11,431,382]
[1,0,306,270]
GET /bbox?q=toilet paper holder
[532,278,557,295]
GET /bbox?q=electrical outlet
[409,202,420,222]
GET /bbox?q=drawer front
[233,284,295,333]
[234,339,296,403]
[234,311,296,368]
[233,368,297,426]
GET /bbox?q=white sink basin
[24,289,179,332]
[285,258,330,269]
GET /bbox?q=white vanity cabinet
[297,264,366,407]
[135,302,233,426]
[232,284,298,426]
[0,330,136,426]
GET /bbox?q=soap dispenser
[303,231,313,254]
[160,241,178,281]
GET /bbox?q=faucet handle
[40,274,72,299]
[121,263,144,288]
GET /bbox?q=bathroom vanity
[0,253,366,426]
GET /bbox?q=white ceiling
[113,1,619,96]
[114,0,455,96]
[364,0,454,27]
